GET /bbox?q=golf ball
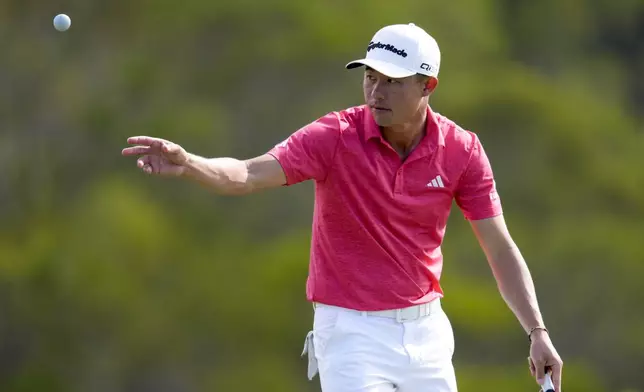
[53,14,71,31]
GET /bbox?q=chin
[372,112,394,127]
[374,119,390,127]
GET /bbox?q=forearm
[488,243,546,334]
[182,154,251,195]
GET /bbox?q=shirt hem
[266,151,293,186]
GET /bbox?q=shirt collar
[362,105,445,154]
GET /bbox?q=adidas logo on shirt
[426,175,444,188]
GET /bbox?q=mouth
[370,105,391,112]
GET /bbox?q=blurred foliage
[1,0,643,391]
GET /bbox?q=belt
[314,299,442,323]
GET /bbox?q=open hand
[122,136,189,176]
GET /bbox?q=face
[363,67,437,127]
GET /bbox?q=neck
[381,107,428,157]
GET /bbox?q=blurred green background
[1,0,643,391]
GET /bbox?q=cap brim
[345,58,416,78]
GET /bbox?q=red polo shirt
[267,105,502,311]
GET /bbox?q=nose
[370,79,386,101]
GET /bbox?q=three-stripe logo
[426,175,444,188]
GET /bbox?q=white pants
[302,300,457,392]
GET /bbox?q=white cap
[346,23,441,78]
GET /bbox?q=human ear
[423,77,438,96]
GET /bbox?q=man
[122,23,563,391]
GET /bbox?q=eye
[365,74,377,82]
[387,78,401,84]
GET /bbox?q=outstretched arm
[183,153,286,195]
[122,136,286,195]
[122,112,342,194]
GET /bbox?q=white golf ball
[53,14,71,32]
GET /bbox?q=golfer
[122,23,563,392]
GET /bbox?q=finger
[527,357,536,377]
[137,157,155,174]
[145,141,168,157]
[127,136,166,146]
[534,359,546,384]
[550,362,563,391]
[122,146,151,156]
[137,157,149,168]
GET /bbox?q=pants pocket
[301,305,343,380]
[312,305,343,360]
[439,311,455,357]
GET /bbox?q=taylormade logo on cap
[346,23,441,79]
[367,41,408,58]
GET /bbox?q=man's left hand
[528,330,563,391]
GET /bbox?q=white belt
[365,299,442,322]
[314,299,442,323]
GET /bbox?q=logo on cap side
[420,63,436,73]
[367,41,408,58]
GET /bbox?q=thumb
[162,142,179,154]
[162,142,186,159]
[527,357,536,377]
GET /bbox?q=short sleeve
[454,135,503,220]
[267,112,341,185]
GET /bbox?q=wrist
[181,153,198,178]
[528,326,549,342]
